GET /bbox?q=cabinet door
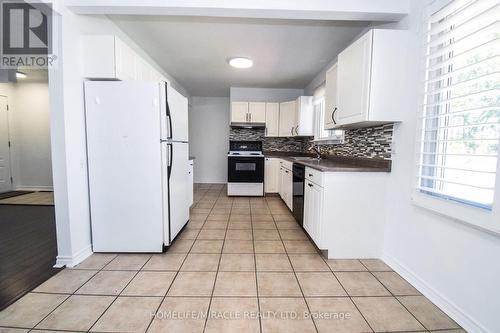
[324,64,338,129]
[265,103,280,137]
[279,101,296,137]
[115,38,136,80]
[231,102,249,123]
[295,96,313,136]
[265,158,279,193]
[337,31,372,125]
[303,181,313,237]
[249,102,266,123]
[309,181,323,246]
[285,168,293,211]
[279,166,285,199]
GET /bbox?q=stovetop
[228,151,264,157]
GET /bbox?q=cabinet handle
[285,170,289,173]
[249,113,252,122]
[309,174,313,177]
[290,127,293,136]
[265,127,268,136]
[308,183,313,187]
[332,107,337,125]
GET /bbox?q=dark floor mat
[0,191,33,200]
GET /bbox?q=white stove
[227,141,265,196]
[228,151,264,157]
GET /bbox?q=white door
[279,101,296,137]
[85,81,164,252]
[324,64,338,129]
[0,96,12,193]
[168,142,190,242]
[249,102,266,123]
[337,31,372,125]
[265,103,279,137]
[231,102,249,123]
[167,86,189,142]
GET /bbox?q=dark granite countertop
[263,151,391,172]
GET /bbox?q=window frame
[411,0,500,235]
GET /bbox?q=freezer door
[84,81,164,252]
[166,85,189,142]
[168,142,190,241]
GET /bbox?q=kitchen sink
[292,157,321,161]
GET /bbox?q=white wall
[11,83,52,190]
[381,1,500,332]
[0,82,52,190]
[189,97,229,183]
[230,87,304,102]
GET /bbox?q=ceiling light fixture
[228,57,253,69]
[16,71,27,79]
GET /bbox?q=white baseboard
[15,185,53,191]
[55,245,93,268]
[383,253,489,333]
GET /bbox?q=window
[312,84,343,141]
[414,0,500,231]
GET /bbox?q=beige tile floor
[0,183,466,333]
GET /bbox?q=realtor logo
[1,0,56,68]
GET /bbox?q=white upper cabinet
[265,103,280,137]
[278,100,296,137]
[230,102,266,124]
[248,102,266,123]
[324,64,338,129]
[82,35,167,83]
[231,97,313,136]
[336,29,407,128]
[231,102,249,123]
[294,96,314,136]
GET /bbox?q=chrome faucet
[309,144,322,160]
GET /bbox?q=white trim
[54,245,92,268]
[383,252,491,333]
[14,185,54,191]
[411,191,500,236]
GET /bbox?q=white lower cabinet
[264,158,280,193]
[188,160,194,207]
[277,159,293,211]
[304,178,323,247]
[303,166,388,259]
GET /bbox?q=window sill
[311,137,344,145]
[411,191,500,237]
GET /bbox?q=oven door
[228,156,264,183]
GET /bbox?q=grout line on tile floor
[362,260,431,331]
[270,200,320,333]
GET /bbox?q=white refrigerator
[84,80,190,252]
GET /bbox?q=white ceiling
[110,16,370,97]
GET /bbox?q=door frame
[0,94,13,192]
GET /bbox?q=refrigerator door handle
[167,143,173,179]
[165,86,173,140]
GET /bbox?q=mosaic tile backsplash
[229,127,310,152]
[229,123,394,159]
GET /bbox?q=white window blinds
[417,0,500,209]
